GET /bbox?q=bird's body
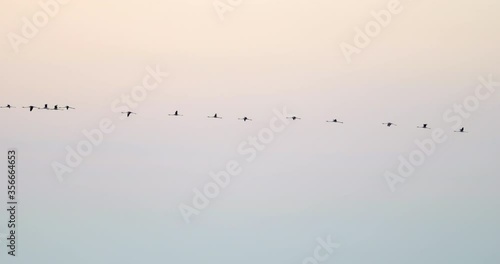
[287,116,301,121]
[169,111,183,116]
[383,122,397,127]
[238,117,252,122]
[122,111,137,117]
[327,119,343,124]
[23,106,38,112]
[208,113,222,119]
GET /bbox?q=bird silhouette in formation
[454,127,468,133]
[169,111,183,116]
[383,122,397,127]
[287,116,301,121]
[238,117,252,122]
[327,119,343,124]
[22,106,38,112]
[122,111,137,117]
[208,113,222,119]
[0,105,15,109]
[417,124,430,129]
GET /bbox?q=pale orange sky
[1,0,499,105]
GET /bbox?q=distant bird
[287,116,301,121]
[121,111,137,117]
[169,110,183,116]
[23,106,38,112]
[327,119,343,124]
[238,117,252,122]
[417,124,430,129]
[0,105,15,109]
[53,105,63,111]
[208,113,222,119]
[382,122,397,127]
[454,127,468,133]
[61,106,75,110]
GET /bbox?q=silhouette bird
[61,106,75,110]
[417,124,430,129]
[238,117,252,122]
[169,110,183,116]
[53,105,63,111]
[287,116,301,121]
[122,111,137,117]
[327,119,343,124]
[0,105,15,109]
[23,106,38,112]
[208,113,222,119]
[454,127,468,133]
[382,122,397,127]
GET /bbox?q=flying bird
[61,106,75,110]
[53,105,63,111]
[122,111,137,117]
[454,127,468,133]
[287,116,301,121]
[238,117,252,122]
[208,113,222,119]
[382,122,397,127]
[417,124,430,129]
[0,105,15,109]
[326,119,343,124]
[23,106,39,112]
[169,110,183,116]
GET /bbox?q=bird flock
[0,104,469,133]
[0,104,76,111]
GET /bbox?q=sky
[1,0,500,263]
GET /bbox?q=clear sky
[1,0,500,263]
